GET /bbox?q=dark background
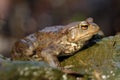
[0,0,120,56]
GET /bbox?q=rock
[0,59,76,80]
[61,35,120,80]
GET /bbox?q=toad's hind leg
[40,45,62,68]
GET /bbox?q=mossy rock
[61,35,120,80]
[0,59,76,80]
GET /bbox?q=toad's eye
[81,24,88,30]
[80,21,88,30]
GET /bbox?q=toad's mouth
[78,29,100,40]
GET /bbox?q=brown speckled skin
[11,18,100,68]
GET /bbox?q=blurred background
[0,0,120,57]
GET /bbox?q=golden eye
[81,24,88,30]
[80,21,88,30]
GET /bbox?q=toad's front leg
[40,45,62,69]
[41,47,78,74]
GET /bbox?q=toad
[11,18,100,69]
